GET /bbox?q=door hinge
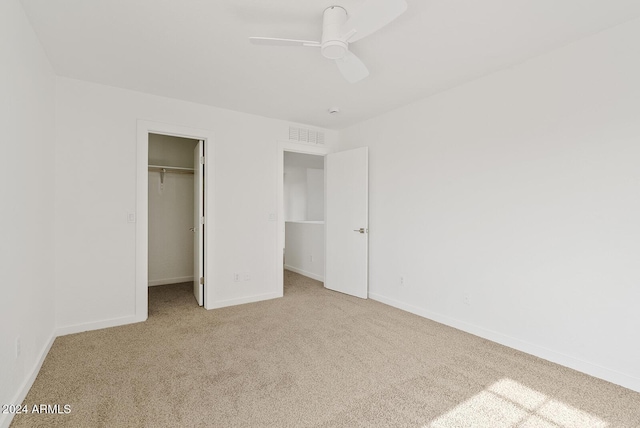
[200,156,205,165]
[199,277,204,285]
[200,216,205,225]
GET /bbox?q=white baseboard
[0,332,56,428]
[369,292,640,393]
[148,276,193,287]
[284,265,324,282]
[56,314,144,337]
[209,291,282,310]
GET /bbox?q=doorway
[277,142,328,297]
[277,142,369,300]
[283,152,326,286]
[147,133,202,304]
[136,120,214,320]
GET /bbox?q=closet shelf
[149,165,195,184]
[148,165,194,174]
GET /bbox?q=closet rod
[148,165,194,174]
[149,165,194,185]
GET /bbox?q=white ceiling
[20,0,640,129]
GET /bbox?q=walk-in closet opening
[283,152,325,287]
[148,133,205,306]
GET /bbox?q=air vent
[289,126,325,145]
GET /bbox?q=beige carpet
[11,271,640,427]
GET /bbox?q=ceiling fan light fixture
[321,40,347,59]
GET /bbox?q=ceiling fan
[249,0,408,83]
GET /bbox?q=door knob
[353,228,366,234]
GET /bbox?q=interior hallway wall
[306,168,324,221]
[0,0,56,425]
[338,17,640,391]
[284,223,325,281]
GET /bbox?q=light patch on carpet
[426,378,608,428]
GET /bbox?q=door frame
[277,141,329,295]
[136,120,215,319]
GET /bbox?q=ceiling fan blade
[335,51,370,83]
[249,37,321,47]
[340,0,408,43]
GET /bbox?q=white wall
[285,223,325,281]
[283,167,325,221]
[0,1,56,426]
[306,168,324,221]
[283,166,307,221]
[283,152,324,221]
[54,77,338,330]
[148,133,198,168]
[339,18,640,391]
[148,172,194,285]
[148,135,197,286]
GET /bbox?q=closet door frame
[136,120,215,319]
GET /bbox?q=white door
[325,147,368,299]
[193,141,204,305]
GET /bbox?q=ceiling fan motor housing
[321,6,348,59]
